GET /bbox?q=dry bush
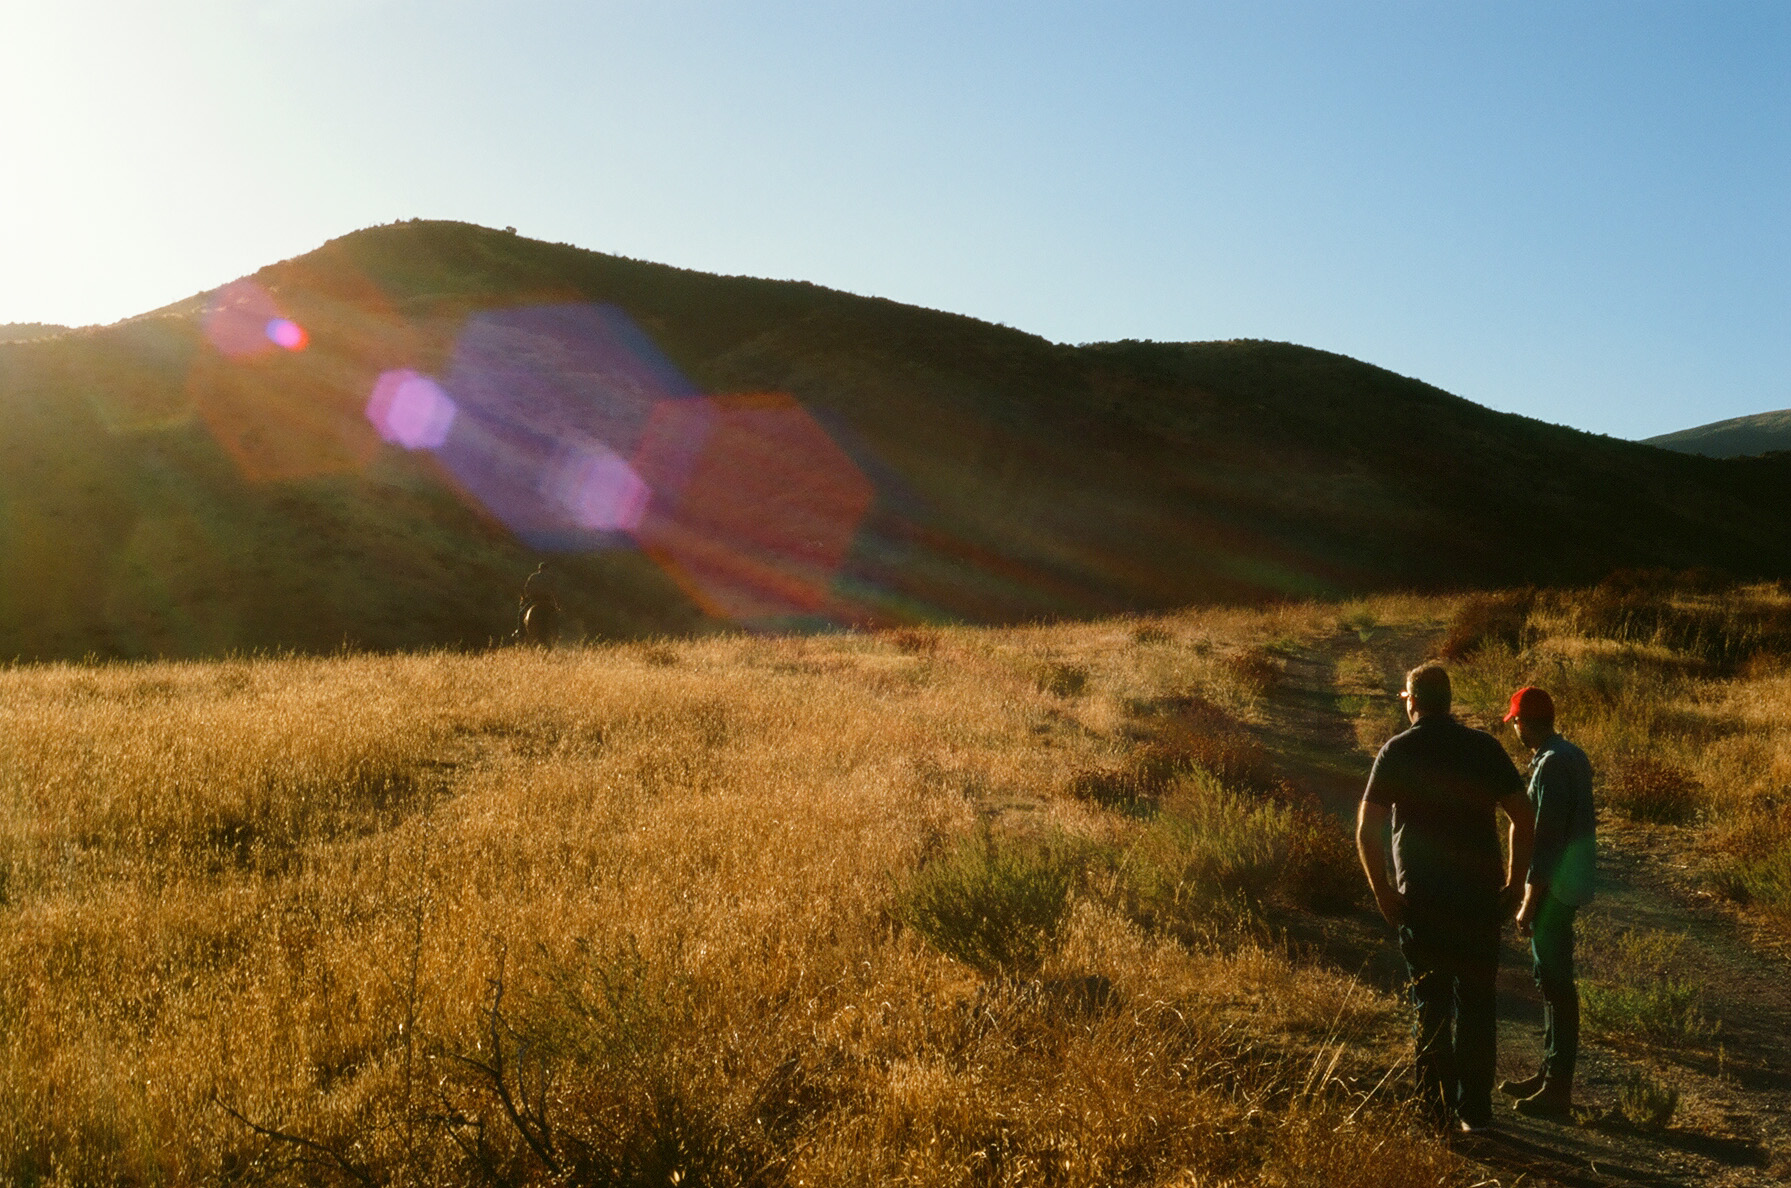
[1439,588,1535,660]
[1605,756,1705,825]
[884,626,942,655]
[1711,808,1791,913]
[1558,575,1791,671]
[1221,646,1283,696]
[1071,695,1288,815]
[1035,659,1091,698]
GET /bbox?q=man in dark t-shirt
[1358,662,1535,1133]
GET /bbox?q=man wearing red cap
[1500,685,1597,1119]
[1358,662,1535,1134]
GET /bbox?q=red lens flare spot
[633,392,874,624]
[266,318,307,350]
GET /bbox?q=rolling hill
[3,219,1789,660]
[1645,409,1791,459]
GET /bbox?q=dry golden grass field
[4,578,1791,1187]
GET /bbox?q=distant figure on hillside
[1500,686,1597,1120]
[1357,662,1535,1134]
[515,562,561,646]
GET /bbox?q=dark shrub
[1440,587,1535,660]
[1080,694,1291,815]
[1222,647,1283,696]
[1036,661,1090,698]
[1605,757,1702,825]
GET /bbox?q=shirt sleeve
[1527,752,1571,888]
[1488,737,1524,799]
[1363,743,1398,807]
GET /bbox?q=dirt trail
[1257,629,1791,1187]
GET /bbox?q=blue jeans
[1531,895,1579,1088]
[1400,906,1500,1126]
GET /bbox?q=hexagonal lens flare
[552,446,650,533]
[360,303,875,624]
[367,369,457,450]
[425,303,701,552]
[633,392,875,624]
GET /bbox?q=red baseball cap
[1503,686,1554,723]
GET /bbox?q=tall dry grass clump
[0,616,1450,1187]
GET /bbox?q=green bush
[1615,1068,1679,1130]
[898,830,1077,978]
[1715,843,1791,912]
[1579,925,1717,1045]
[1583,979,1714,1043]
[1118,774,1292,940]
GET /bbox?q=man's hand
[1514,883,1543,938]
[1373,886,1407,928]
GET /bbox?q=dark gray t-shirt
[1364,715,1524,912]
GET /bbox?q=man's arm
[1356,800,1404,927]
[1498,788,1537,926]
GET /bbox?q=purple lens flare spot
[428,304,699,551]
[367,369,458,450]
[551,447,650,533]
[265,318,308,350]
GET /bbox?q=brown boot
[1514,1081,1572,1119]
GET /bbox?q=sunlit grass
[9,577,1791,1183]
[0,613,1448,1187]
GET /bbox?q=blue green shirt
[1526,733,1597,906]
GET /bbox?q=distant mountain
[1645,410,1791,459]
[3,220,1789,660]
[0,323,69,343]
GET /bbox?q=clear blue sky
[3,1,1786,439]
